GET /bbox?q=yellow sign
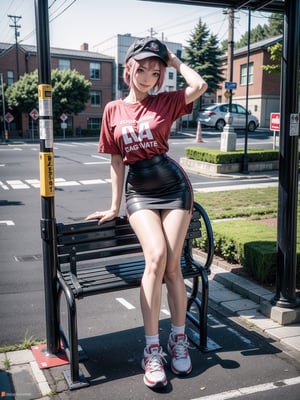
[38,84,52,100]
[39,152,55,197]
[224,90,231,99]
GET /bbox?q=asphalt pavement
[1,131,300,399]
[0,259,300,399]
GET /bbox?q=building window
[168,71,174,80]
[240,62,254,85]
[88,118,101,130]
[91,91,102,107]
[58,59,71,70]
[90,62,101,79]
[7,70,14,85]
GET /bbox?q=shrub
[185,147,279,164]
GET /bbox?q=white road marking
[25,179,40,188]
[191,376,300,400]
[161,308,170,316]
[0,220,15,226]
[7,180,30,189]
[115,297,136,310]
[0,180,9,190]
[79,179,106,185]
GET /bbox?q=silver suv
[198,103,259,132]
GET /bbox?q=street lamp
[0,73,7,142]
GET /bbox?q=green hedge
[194,218,300,285]
[185,147,279,164]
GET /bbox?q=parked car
[198,103,259,132]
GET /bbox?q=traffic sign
[225,81,237,90]
[270,112,280,131]
[60,113,68,122]
[290,113,299,136]
[5,112,14,123]
[30,108,39,120]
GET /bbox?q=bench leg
[58,276,89,389]
[186,275,208,351]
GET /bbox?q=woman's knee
[144,247,167,277]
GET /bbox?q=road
[1,132,300,399]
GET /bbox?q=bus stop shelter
[35,0,299,360]
[146,0,299,310]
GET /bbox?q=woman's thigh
[129,209,167,265]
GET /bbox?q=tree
[6,71,38,113]
[262,42,282,74]
[182,19,225,110]
[6,69,91,130]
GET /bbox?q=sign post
[60,113,68,139]
[4,112,14,142]
[34,0,60,356]
[270,112,280,149]
[29,108,39,141]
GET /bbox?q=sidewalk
[0,261,299,400]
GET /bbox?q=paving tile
[281,336,300,352]
[237,309,281,330]
[209,285,242,303]
[265,323,300,340]
[10,364,41,400]
[221,298,258,313]
[7,350,35,365]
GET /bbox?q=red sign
[30,108,39,120]
[270,112,280,131]
[60,113,68,122]
[5,112,14,123]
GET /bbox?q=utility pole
[1,73,7,142]
[8,15,22,79]
[148,27,157,37]
[220,7,236,152]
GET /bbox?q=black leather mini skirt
[125,154,193,216]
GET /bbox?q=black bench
[55,201,214,389]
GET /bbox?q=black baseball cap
[125,37,168,66]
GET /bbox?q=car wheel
[248,121,256,132]
[215,119,225,131]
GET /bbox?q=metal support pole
[221,7,236,152]
[242,8,251,174]
[272,0,300,308]
[0,73,7,143]
[35,0,60,353]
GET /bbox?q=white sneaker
[167,333,192,376]
[141,344,168,389]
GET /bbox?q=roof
[0,42,114,62]
[141,0,285,13]
[233,34,283,56]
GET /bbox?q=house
[0,42,114,137]
[216,35,282,128]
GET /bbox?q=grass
[194,186,300,284]
[194,186,279,220]
[0,335,45,354]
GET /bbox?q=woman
[86,36,207,389]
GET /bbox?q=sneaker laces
[145,347,167,372]
[172,335,191,360]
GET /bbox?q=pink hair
[123,57,166,93]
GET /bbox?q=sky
[0,0,272,53]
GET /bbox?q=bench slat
[60,257,202,297]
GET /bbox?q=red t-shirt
[98,89,192,165]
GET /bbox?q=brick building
[216,35,282,128]
[0,42,114,138]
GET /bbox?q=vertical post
[1,73,7,143]
[272,0,300,308]
[220,7,236,152]
[242,8,251,174]
[35,0,60,353]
